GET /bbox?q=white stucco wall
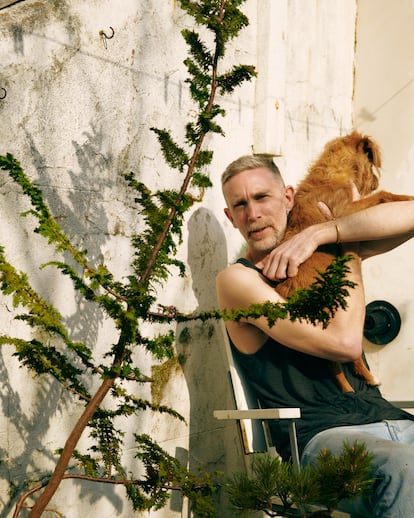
[0,1,366,516]
[354,0,414,402]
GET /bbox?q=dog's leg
[352,357,379,386]
[331,361,355,393]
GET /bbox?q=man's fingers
[262,252,288,280]
[286,262,299,279]
[263,252,302,281]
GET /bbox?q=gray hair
[221,154,284,186]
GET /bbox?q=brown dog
[276,131,413,392]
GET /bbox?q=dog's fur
[276,131,413,392]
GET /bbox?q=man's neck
[245,249,268,269]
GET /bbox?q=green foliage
[313,440,374,511]
[181,254,355,330]
[129,434,219,516]
[180,0,250,58]
[226,453,294,514]
[284,255,356,328]
[226,441,374,517]
[124,170,187,289]
[88,413,126,477]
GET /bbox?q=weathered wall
[0,0,360,516]
[354,0,414,402]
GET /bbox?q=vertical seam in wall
[352,0,359,126]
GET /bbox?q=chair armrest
[214,408,301,420]
[214,408,301,468]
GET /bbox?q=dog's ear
[361,136,381,168]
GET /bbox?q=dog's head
[322,131,381,195]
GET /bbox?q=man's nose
[246,202,261,221]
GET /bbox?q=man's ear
[285,185,295,211]
[224,207,237,228]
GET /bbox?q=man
[216,154,414,517]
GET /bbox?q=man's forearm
[263,200,414,280]
[325,200,414,244]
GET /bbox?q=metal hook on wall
[0,87,6,100]
[99,26,115,49]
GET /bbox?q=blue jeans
[301,420,414,517]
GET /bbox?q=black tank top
[232,258,414,461]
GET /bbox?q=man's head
[221,154,283,187]
[221,155,294,262]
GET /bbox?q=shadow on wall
[0,128,125,516]
[172,207,243,515]
[187,207,228,310]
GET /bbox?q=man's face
[223,167,294,257]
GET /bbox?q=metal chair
[214,321,414,470]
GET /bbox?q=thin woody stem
[27,375,117,517]
[139,4,225,286]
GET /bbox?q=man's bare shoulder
[216,262,259,305]
[216,260,285,311]
[216,261,258,286]
[216,262,281,352]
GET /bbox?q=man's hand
[261,225,323,280]
[262,202,334,280]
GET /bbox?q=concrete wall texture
[0,0,412,516]
[353,0,414,403]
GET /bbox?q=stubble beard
[248,226,285,254]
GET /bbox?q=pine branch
[226,441,374,516]
[156,256,355,330]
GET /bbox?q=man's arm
[216,252,365,362]
[262,200,414,280]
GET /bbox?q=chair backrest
[220,322,269,453]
